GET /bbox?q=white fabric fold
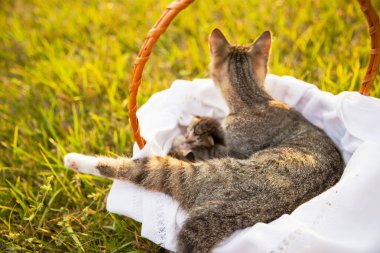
[106,74,380,252]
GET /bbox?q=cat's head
[208,28,271,91]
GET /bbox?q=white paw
[64,153,101,177]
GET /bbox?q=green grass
[1,0,380,252]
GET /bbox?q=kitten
[168,116,227,161]
[64,29,344,253]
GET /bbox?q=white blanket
[106,74,380,252]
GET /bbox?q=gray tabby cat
[64,29,344,253]
[168,116,226,161]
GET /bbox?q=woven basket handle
[129,0,380,149]
[128,0,194,149]
[358,0,380,95]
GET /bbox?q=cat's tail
[176,199,284,253]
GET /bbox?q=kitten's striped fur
[168,116,227,161]
[65,29,344,253]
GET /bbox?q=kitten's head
[208,28,272,90]
[185,116,225,148]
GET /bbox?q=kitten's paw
[64,153,101,176]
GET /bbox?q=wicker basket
[129,0,380,149]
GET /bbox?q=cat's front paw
[64,153,101,176]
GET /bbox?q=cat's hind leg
[177,200,278,253]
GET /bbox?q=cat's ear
[249,31,272,84]
[209,28,231,58]
[250,30,272,59]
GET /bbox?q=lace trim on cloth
[154,194,167,245]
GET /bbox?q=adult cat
[64,29,344,253]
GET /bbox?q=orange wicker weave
[129,0,380,149]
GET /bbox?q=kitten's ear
[204,136,215,147]
[192,115,201,123]
[184,151,195,162]
[249,31,272,84]
[209,28,231,57]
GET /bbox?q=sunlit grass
[1,0,379,251]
